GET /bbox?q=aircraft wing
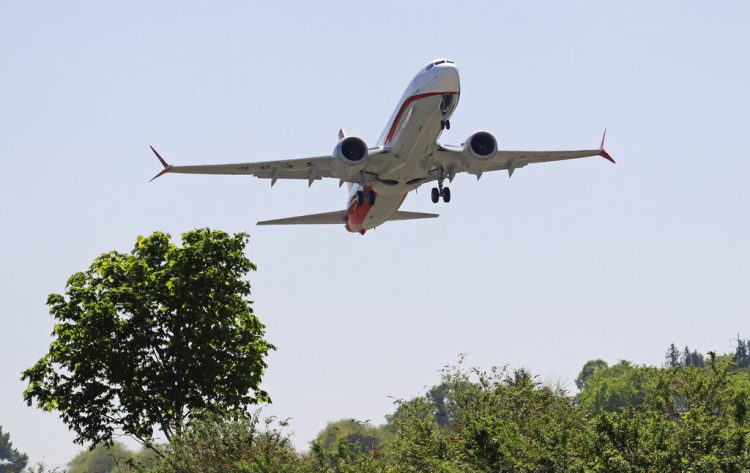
[149,146,392,186]
[433,131,614,178]
[149,146,337,185]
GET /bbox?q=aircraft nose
[433,66,460,93]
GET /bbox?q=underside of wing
[257,210,347,225]
[149,145,335,185]
[433,130,614,179]
[149,145,392,185]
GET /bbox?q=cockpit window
[426,60,454,71]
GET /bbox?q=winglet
[598,129,615,164]
[149,145,172,181]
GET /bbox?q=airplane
[150,58,614,235]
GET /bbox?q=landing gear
[439,95,453,131]
[441,187,450,203]
[432,186,451,203]
[356,189,376,206]
[431,166,451,203]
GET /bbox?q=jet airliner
[150,59,614,234]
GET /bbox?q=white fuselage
[345,60,460,234]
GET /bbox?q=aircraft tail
[257,210,438,226]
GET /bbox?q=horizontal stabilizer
[257,210,346,225]
[257,210,439,226]
[386,210,439,221]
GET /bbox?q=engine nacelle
[332,136,368,180]
[463,131,498,159]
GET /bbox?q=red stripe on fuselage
[384,91,459,145]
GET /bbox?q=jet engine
[463,131,497,159]
[332,136,368,180]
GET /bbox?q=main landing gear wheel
[356,190,365,206]
[440,119,451,130]
[431,186,451,203]
[367,190,376,205]
[441,187,451,203]
[432,166,452,203]
[431,187,440,203]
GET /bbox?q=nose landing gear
[439,94,453,131]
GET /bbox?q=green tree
[67,442,136,473]
[577,361,659,414]
[575,359,608,390]
[683,346,692,366]
[689,350,705,368]
[313,419,388,456]
[385,365,586,472]
[734,336,749,369]
[0,426,28,473]
[576,356,750,471]
[22,229,274,453]
[147,412,310,473]
[666,343,681,368]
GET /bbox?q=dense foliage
[21,229,274,451]
[66,442,142,473]
[147,412,309,473]
[27,347,750,473]
[0,426,28,473]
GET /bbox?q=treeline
[10,231,750,472]
[10,341,750,473]
[664,336,750,369]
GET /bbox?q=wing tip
[599,149,615,164]
[598,129,615,164]
[149,145,172,181]
[150,145,169,168]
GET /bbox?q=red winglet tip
[599,149,615,164]
[150,145,169,169]
[149,167,171,182]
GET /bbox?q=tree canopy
[577,361,659,414]
[575,359,608,390]
[22,229,274,451]
[0,426,28,473]
[67,442,137,473]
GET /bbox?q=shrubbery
[129,356,750,472]
[25,352,750,472]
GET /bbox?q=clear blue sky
[2,0,748,467]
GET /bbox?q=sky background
[2,0,749,467]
